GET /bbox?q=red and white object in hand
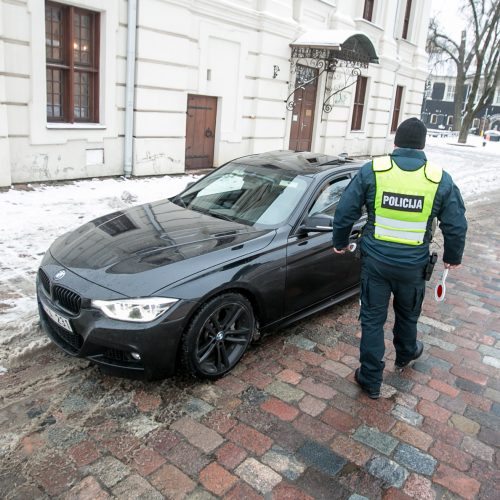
[434,268,448,302]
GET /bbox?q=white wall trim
[198,21,248,145]
[166,0,299,39]
[0,6,12,186]
[46,123,107,130]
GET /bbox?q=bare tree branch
[469,0,480,41]
[426,0,500,142]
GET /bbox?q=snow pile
[426,134,500,203]
[0,174,197,368]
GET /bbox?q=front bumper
[37,264,197,380]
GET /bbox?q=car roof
[231,150,363,175]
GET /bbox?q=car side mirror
[301,213,334,233]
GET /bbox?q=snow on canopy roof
[291,30,379,64]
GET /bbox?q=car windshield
[171,162,311,227]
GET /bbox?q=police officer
[332,117,467,399]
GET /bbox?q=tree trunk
[454,70,465,131]
[453,31,467,132]
[458,112,474,143]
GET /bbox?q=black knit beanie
[394,117,427,149]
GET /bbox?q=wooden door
[289,65,318,152]
[185,94,217,170]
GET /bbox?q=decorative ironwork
[290,46,370,71]
[286,34,375,114]
[272,65,280,79]
[322,67,362,115]
[286,60,332,111]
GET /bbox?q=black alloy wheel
[181,292,255,379]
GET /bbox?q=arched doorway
[488,114,500,130]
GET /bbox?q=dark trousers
[358,254,426,390]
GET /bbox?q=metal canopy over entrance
[286,30,378,116]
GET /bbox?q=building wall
[0,0,124,185]
[421,75,500,131]
[0,0,431,187]
[0,2,12,187]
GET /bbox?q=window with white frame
[473,118,480,127]
[351,76,368,131]
[363,0,375,22]
[430,114,437,124]
[45,1,100,123]
[391,86,404,133]
[445,85,455,101]
[495,89,500,105]
[447,115,453,126]
[402,0,413,40]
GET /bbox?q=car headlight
[91,297,178,323]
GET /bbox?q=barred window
[45,2,100,123]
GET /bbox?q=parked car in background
[37,151,365,380]
[484,130,500,142]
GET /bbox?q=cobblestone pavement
[1,193,499,500]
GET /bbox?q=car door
[284,173,359,315]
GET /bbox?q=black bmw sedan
[37,151,365,380]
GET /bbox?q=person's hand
[333,247,347,254]
[444,262,461,269]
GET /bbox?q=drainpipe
[124,0,138,177]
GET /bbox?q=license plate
[42,302,73,332]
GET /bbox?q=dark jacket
[332,148,467,267]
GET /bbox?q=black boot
[355,368,381,399]
[395,340,424,369]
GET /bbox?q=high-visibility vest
[372,156,442,246]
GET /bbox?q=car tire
[181,292,255,379]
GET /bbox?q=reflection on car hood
[49,199,275,296]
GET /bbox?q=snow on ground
[426,134,500,203]
[0,174,197,367]
[0,136,498,368]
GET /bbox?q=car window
[172,163,311,227]
[309,176,350,217]
[197,173,244,197]
[254,178,310,225]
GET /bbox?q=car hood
[49,199,275,296]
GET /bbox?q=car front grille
[43,313,83,355]
[38,268,82,315]
[98,348,143,369]
[38,269,50,295]
[103,348,134,363]
[103,349,129,361]
[53,285,81,315]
